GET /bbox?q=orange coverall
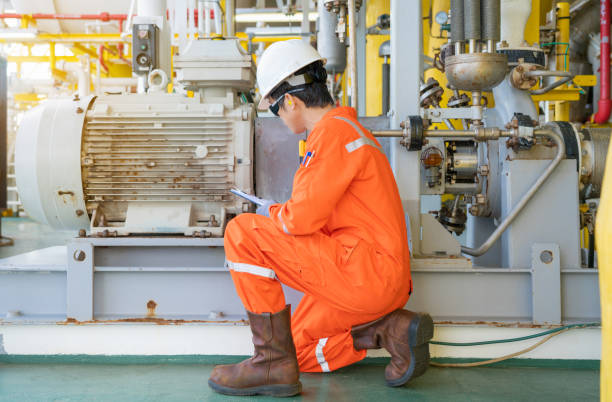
[224,106,412,372]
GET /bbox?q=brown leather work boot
[208,305,301,397]
[351,309,434,387]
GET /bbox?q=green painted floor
[0,218,601,400]
[0,360,599,401]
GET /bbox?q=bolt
[78,229,86,237]
[73,250,86,262]
[75,209,84,217]
[76,107,83,114]
[540,250,553,264]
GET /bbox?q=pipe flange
[400,115,424,151]
[447,93,470,108]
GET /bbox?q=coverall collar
[313,106,357,132]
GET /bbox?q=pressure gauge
[435,11,449,25]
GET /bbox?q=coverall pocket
[340,240,379,287]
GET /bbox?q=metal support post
[66,240,94,321]
[390,0,422,254]
[531,243,562,325]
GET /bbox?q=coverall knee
[224,213,410,372]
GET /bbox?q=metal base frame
[0,239,599,325]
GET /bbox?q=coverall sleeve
[268,127,360,235]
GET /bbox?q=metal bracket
[531,243,561,325]
[67,240,94,321]
[422,105,483,122]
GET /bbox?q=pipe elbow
[593,99,612,124]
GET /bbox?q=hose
[430,322,599,346]
[461,129,565,257]
[430,330,568,367]
[429,322,600,368]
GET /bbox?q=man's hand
[256,200,277,217]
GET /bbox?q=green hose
[430,322,600,347]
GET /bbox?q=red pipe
[98,45,109,74]
[593,0,611,124]
[0,13,127,22]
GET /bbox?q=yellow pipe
[424,0,453,129]
[596,139,612,401]
[7,56,80,63]
[0,33,123,43]
[49,41,55,70]
[365,0,390,116]
[554,2,570,121]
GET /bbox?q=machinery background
[0,0,608,374]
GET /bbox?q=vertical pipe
[197,0,204,35]
[226,0,235,36]
[480,0,500,41]
[348,0,357,109]
[464,0,481,41]
[382,61,390,115]
[204,1,211,36]
[390,0,422,254]
[554,2,570,121]
[301,0,309,43]
[593,0,611,123]
[451,0,465,44]
[214,1,222,35]
[188,0,195,37]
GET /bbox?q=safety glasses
[269,88,305,116]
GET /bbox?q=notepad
[230,188,266,206]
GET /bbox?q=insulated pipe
[226,0,235,36]
[197,0,204,34]
[213,1,223,35]
[464,0,481,40]
[204,1,211,36]
[461,129,566,257]
[451,0,465,43]
[481,0,500,41]
[348,0,358,109]
[593,0,611,123]
[124,0,136,36]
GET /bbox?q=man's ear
[285,93,294,106]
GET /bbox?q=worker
[208,39,433,397]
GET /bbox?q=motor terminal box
[132,24,158,74]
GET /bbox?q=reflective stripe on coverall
[224,107,412,373]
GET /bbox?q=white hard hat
[256,39,325,110]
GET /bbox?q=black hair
[268,60,334,110]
